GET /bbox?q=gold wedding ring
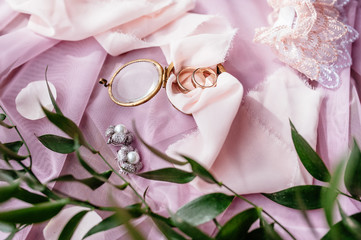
[176,67,218,93]
[192,68,217,88]
[176,67,197,93]
[100,58,226,107]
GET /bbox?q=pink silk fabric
[166,68,321,195]
[5,0,235,60]
[1,0,361,239]
[5,0,191,41]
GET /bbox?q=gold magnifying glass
[99,58,225,107]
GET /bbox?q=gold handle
[99,78,109,87]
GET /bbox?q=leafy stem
[17,161,37,182]
[221,183,257,207]
[222,183,296,240]
[0,105,33,169]
[338,190,361,202]
[0,106,115,212]
[96,151,149,210]
[213,218,222,230]
[16,158,61,201]
[262,210,295,239]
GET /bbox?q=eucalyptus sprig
[0,104,141,239]
[262,121,361,239]
[134,123,291,240]
[0,73,149,239]
[1,69,361,240]
[1,70,289,240]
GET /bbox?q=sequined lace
[254,0,359,88]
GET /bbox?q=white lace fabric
[254,0,359,88]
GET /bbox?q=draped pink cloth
[166,68,321,195]
[0,0,361,239]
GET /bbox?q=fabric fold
[5,0,237,59]
[167,67,322,194]
[94,0,195,56]
[6,0,175,41]
[166,72,244,168]
[0,27,59,79]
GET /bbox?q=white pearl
[127,151,140,164]
[114,124,126,133]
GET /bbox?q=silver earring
[116,145,143,174]
[105,124,134,146]
[105,124,142,174]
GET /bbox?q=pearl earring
[105,124,142,174]
[105,124,134,146]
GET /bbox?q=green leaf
[337,202,361,239]
[13,188,49,204]
[176,193,233,226]
[0,113,12,129]
[183,156,219,185]
[4,230,17,240]
[84,214,120,238]
[41,106,95,153]
[124,203,144,218]
[0,120,13,129]
[138,168,195,184]
[263,185,327,210]
[59,210,88,240]
[143,186,149,202]
[148,212,174,227]
[114,183,129,190]
[4,141,23,154]
[75,143,112,182]
[0,221,15,233]
[37,134,76,154]
[76,150,97,176]
[115,207,146,240]
[322,212,361,240]
[0,142,27,161]
[216,208,259,240]
[245,227,267,240]
[41,187,62,200]
[246,223,284,240]
[152,216,187,240]
[23,175,46,192]
[0,199,68,224]
[0,169,25,182]
[82,170,112,189]
[0,182,19,203]
[169,211,213,240]
[260,217,283,240]
[0,113,11,128]
[344,140,361,198]
[295,188,318,237]
[290,120,330,182]
[83,204,143,239]
[321,161,344,227]
[44,66,63,115]
[132,122,187,166]
[50,170,112,190]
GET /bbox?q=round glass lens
[110,61,162,105]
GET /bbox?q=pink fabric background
[1,1,361,239]
[165,68,322,195]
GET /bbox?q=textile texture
[0,0,361,239]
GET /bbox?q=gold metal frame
[100,59,173,107]
[100,59,225,107]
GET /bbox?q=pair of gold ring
[176,67,217,93]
